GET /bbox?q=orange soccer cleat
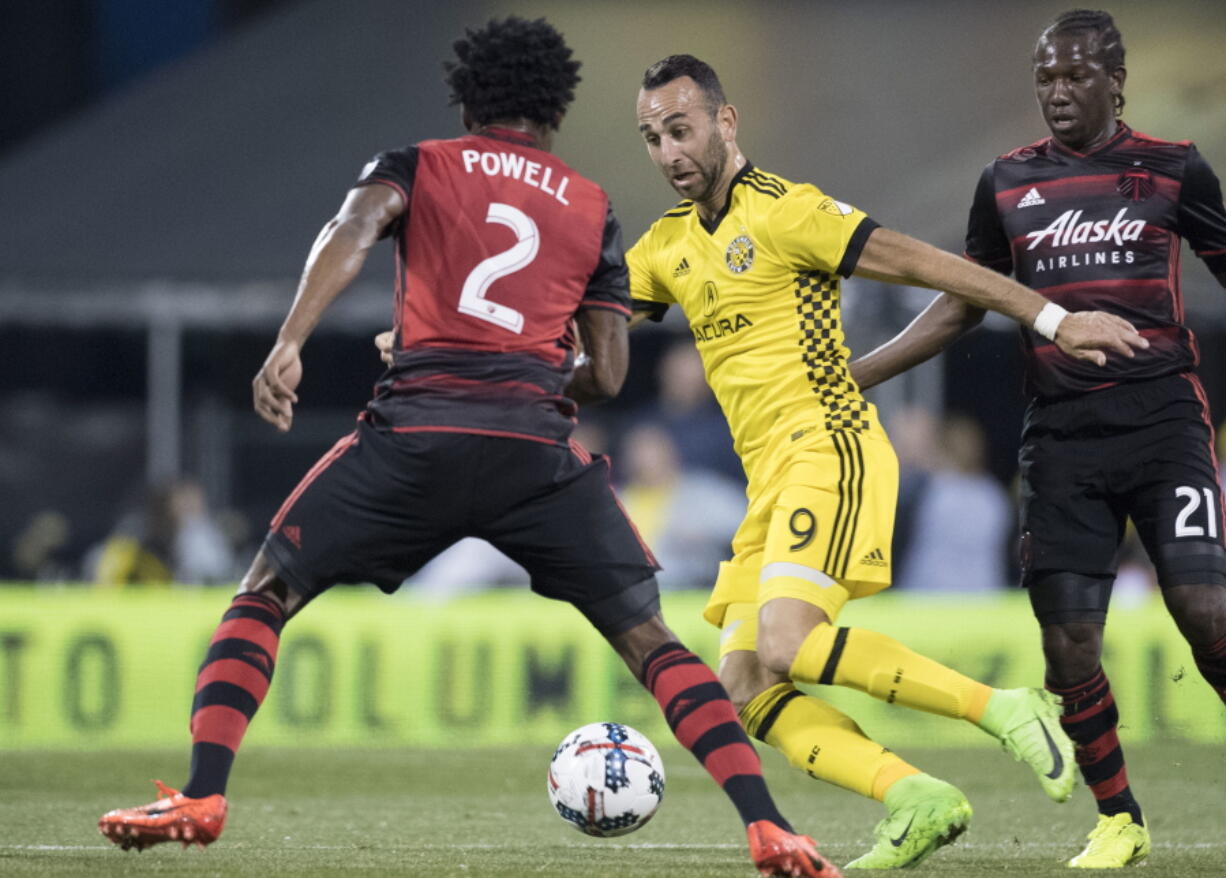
[98,780,228,851]
[747,820,843,878]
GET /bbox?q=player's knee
[755,633,800,678]
[238,551,301,620]
[1163,583,1226,649]
[1041,621,1104,685]
[718,657,782,715]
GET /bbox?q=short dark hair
[1038,9,1126,115]
[641,54,727,114]
[443,17,581,130]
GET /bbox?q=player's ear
[718,103,738,143]
[1109,66,1126,103]
[461,106,475,132]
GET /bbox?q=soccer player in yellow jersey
[628,55,1149,870]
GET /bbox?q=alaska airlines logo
[1025,208,1146,251]
[693,313,753,343]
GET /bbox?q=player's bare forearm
[566,308,629,404]
[853,227,1147,366]
[254,185,403,432]
[851,293,983,390]
[277,186,401,347]
[853,227,1047,326]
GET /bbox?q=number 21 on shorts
[1175,485,1220,539]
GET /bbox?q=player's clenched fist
[1052,311,1149,367]
[252,339,302,432]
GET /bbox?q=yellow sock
[789,624,993,722]
[739,682,919,800]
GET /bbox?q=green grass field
[2,743,1222,876]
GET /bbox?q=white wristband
[1033,302,1069,341]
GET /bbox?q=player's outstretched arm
[254,185,404,432]
[852,227,1148,367]
[851,293,984,391]
[565,308,629,405]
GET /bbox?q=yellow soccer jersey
[628,164,880,469]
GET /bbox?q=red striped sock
[1192,632,1226,703]
[181,593,285,799]
[642,642,790,830]
[1048,667,1142,823]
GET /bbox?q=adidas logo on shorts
[1017,187,1046,208]
[861,547,888,567]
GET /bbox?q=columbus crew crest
[725,235,754,273]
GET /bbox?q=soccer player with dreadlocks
[853,9,1226,867]
[96,17,836,875]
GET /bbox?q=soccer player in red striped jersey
[852,9,1226,868]
[97,18,835,876]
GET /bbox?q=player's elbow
[585,359,626,401]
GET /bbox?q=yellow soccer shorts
[707,426,898,659]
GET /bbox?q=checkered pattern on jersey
[793,271,870,432]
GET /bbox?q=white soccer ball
[547,722,666,837]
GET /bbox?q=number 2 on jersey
[458,202,539,334]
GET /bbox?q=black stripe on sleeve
[836,217,880,278]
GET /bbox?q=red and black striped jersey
[353,128,629,443]
[965,123,1226,400]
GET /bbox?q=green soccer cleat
[1068,813,1150,868]
[844,774,972,870]
[981,688,1076,803]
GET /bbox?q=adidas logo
[1017,187,1046,208]
[861,547,888,567]
[672,257,691,277]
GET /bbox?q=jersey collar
[1049,121,1131,159]
[476,127,544,149]
[698,162,755,235]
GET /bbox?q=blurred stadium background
[3,0,1226,818]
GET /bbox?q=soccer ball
[547,722,666,837]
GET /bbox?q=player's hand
[253,339,302,432]
[1053,311,1148,366]
[374,330,395,365]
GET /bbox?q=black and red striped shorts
[262,420,660,634]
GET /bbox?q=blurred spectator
[1113,523,1158,608]
[617,422,745,590]
[886,405,939,575]
[628,338,742,482]
[88,479,236,585]
[895,415,1012,592]
[11,509,73,582]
